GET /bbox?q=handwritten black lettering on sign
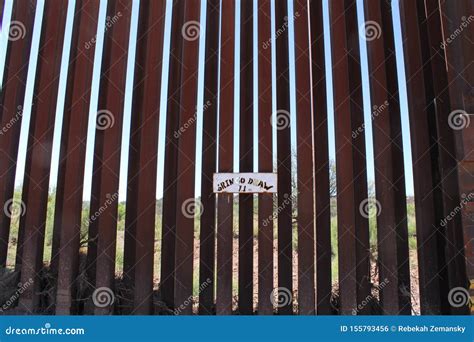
[213,173,278,193]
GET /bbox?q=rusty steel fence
[0,0,472,316]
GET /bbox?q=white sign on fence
[213,173,278,193]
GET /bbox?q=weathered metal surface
[160,0,184,310]
[364,0,411,315]
[172,0,201,315]
[441,0,474,312]
[216,0,235,315]
[309,0,332,315]
[53,0,101,315]
[414,0,452,314]
[257,0,273,316]
[442,0,474,160]
[199,0,220,315]
[0,0,37,268]
[0,0,471,318]
[275,0,293,315]
[17,0,69,312]
[87,0,132,315]
[294,0,315,315]
[329,0,370,315]
[238,0,254,315]
[399,0,443,314]
[213,173,277,194]
[423,0,469,315]
[122,0,166,315]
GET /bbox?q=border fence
[0,0,472,315]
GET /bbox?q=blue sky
[0,0,414,202]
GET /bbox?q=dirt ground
[191,238,421,315]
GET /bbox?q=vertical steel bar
[423,0,469,315]
[294,0,315,315]
[122,0,166,315]
[363,0,411,315]
[415,0,451,313]
[399,0,443,314]
[0,0,36,268]
[257,0,273,316]
[441,0,474,312]
[309,0,332,315]
[172,0,201,315]
[87,0,132,315]
[17,0,68,312]
[216,0,235,315]
[329,0,371,315]
[238,0,254,315]
[160,0,184,310]
[274,0,293,315]
[199,0,220,315]
[53,0,100,315]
